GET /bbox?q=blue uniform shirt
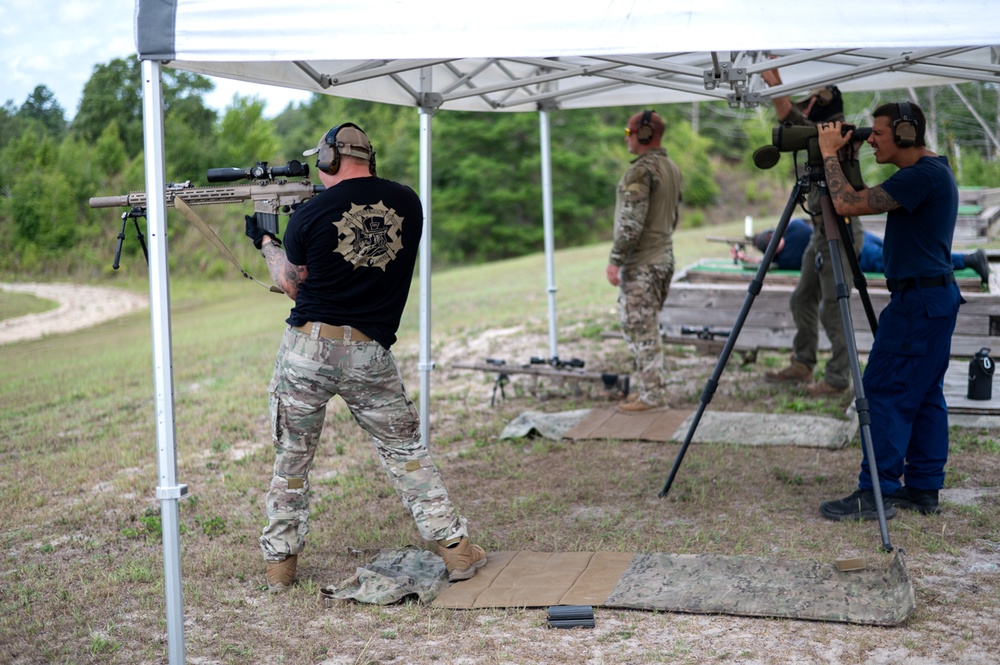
[878,156,958,280]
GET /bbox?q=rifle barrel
[88,182,324,210]
[90,194,142,208]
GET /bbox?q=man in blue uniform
[815,102,962,520]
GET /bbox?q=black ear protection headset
[636,110,656,145]
[316,122,377,176]
[893,101,918,148]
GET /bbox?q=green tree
[664,119,720,208]
[74,56,217,161]
[216,96,279,170]
[1,130,78,263]
[93,122,128,175]
[0,101,21,152]
[19,86,67,138]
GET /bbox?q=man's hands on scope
[817,121,854,158]
[245,214,281,250]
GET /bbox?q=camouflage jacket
[609,147,683,270]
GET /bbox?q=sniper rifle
[89,160,322,236]
[90,160,323,287]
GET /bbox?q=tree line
[1,56,998,279]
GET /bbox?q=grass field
[2,219,999,664]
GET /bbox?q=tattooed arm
[261,239,308,300]
[817,121,900,217]
[821,156,901,217]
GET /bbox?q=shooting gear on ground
[681,326,731,341]
[245,213,281,250]
[968,348,994,400]
[547,605,596,629]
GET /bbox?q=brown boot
[617,399,662,413]
[805,380,846,397]
[764,360,812,384]
[438,537,487,582]
[265,554,297,594]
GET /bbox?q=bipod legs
[113,207,149,270]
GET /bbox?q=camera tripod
[659,173,894,552]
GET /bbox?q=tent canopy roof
[137,0,1000,112]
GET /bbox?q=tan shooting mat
[432,550,914,626]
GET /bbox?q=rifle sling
[173,196,283,294]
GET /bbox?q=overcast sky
[1,0,312,118]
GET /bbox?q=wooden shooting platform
[660,257,997,358]
[658,252,1000,417]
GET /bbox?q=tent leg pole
[539,109,558,360]
[417,77,437,447]
[141,59,186,665]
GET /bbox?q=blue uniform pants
[859,283,962,494]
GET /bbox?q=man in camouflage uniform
[607,110,683,412]
[760,68,865,397]
[245,122,486,593]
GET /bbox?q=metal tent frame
[131,2,1000,660]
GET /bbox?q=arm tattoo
[822,157,857,207]
[823,156,900,214]
[262,243,307,299]
[865,186,900,212]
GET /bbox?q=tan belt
[292,322,372,342]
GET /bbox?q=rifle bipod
[114,207,150,270]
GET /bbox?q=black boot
[964,249,990,284]
[820,489,896,522]
[886,487,940,515]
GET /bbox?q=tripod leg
[818,190,893,552]
[834,214,878,334]
[659,179,806,498]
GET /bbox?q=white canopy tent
[131,1,1000,660]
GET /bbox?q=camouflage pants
[618,262,674,404]
[259,326,466,562]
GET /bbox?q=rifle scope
[206,160,309,183]
[753,124,871,170]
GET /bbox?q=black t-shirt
[282,176,423,348]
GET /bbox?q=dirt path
[0,282,149,346]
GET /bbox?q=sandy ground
[0,282,149,346]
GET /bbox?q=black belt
[885,273,955,293]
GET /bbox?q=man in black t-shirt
[245,123,486,592]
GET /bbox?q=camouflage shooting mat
[431,550,915,626]
[562,406,857,448]
[561,406,694,442]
